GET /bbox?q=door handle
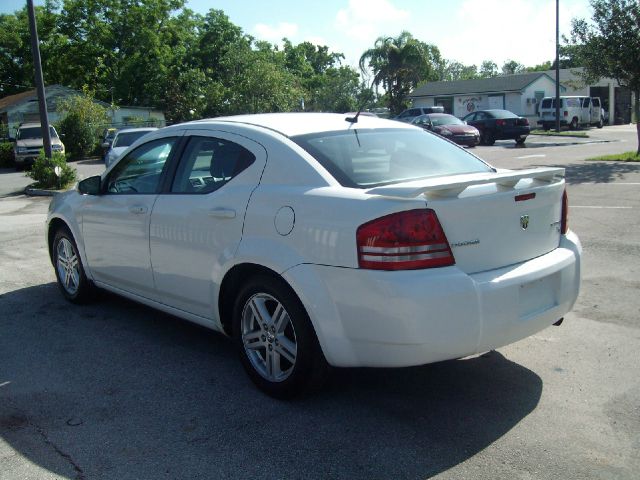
[129,205,148,215]
[208,208,236,219]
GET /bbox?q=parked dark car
[395,106,445,123]
[411,113,480,147]
[461,109,530,145]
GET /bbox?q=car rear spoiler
[366,167,565,198]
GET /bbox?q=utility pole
[27,0,52,158]
[555,0,561,132]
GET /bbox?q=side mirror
[78,175,101,195]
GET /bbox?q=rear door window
[171,136,255,194]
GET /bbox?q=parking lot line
[516,154,546,159]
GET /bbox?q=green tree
[501,60,526,75]
[0,2,365,121]
[567,0,640,152]
[359,31,442,115]
[0,1,65,95]
[58,0,186,106]
[479,60,499,78]
[527,60,553,72]
[441,60,478,81]
[56,92,109,160]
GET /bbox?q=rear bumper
[283,231,581,367]
[496,126,530,140]
[538,119,569,127]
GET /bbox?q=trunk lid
[366,168,565,274]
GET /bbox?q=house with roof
[0,85,165,136]
[409,72,566,122]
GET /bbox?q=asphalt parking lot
[1,125,639,479]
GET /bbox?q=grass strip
[586,151,640,162]
[530,129,589,138]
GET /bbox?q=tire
[570,117,579,130]
[597,119,604,128]
[543,125,551,131]
[232,273,329,399]
[52,228,94,303]
[482,130,495,146]
[516,136,526,145]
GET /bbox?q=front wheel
[232,274,328,399]
[515,136,527,145]
[52,228,94,303]
[570,117,579,130]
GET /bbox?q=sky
[2,0,594,69]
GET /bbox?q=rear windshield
[292,128,492,188]
[114,131,152,148]
[488,110,518,119]
[541,98,565,108]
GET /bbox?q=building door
[488,94,504,109]
[434,97,454,114]
[614,87,632,124]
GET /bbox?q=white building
[409,72,564,124]
[409,69,633,125]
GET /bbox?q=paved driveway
[0,127,639,479]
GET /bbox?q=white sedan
[47,113,581,398]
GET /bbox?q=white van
[538,96,604,130]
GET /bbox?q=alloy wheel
[56,237,80,295]
[241,293,298,382]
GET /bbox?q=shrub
[27,151,77,189]
[57,93,109,160]
[0,142,14,168]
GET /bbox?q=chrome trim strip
[360,243,448,254]
[361,251,451,262]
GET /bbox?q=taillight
[561,189,568,234]
[356,209,455,270]
[496,119,506,126]
[522,118,529,126]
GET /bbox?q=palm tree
[359,31,441,115]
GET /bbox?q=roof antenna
[346,78,375,124]
[345,106,363,124]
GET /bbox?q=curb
[24,185,67,197]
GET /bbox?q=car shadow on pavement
[1,283,542,480]
[538,161,640,184]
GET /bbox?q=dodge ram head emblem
[520,215,530,230]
